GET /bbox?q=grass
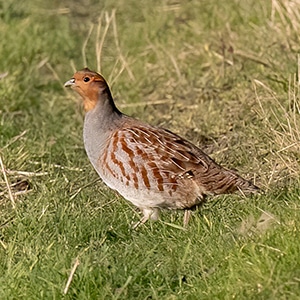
[1,0,300,298]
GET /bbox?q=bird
[64,68,259,228]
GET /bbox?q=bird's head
[64,68,112,112]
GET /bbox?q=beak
[64,78,75,87]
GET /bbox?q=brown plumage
[64,68,259,227]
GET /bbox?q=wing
[121,125,213,175]
[101,122,210,190]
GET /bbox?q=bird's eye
[83,77,90,82]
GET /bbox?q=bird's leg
[132,208,160,229]
[183,210,192,227]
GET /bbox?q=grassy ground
[1,0,300,299]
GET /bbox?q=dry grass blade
[29,161,83,172]
[71,10,133,86]
[253,68,300,180]
[0,239,7,250]
[6,169,48,176]
[0,72,8,80]
[82,24,94,68]
[1,130,27,150]
[96,11,115,72]
[46,62,64,87]
[114,276,133,300]
[110,10,135,83]
[234,49,270,67]
[0,154,16,209]
[80,10,116,74]
[298,54,300,86]
[63,257,80,295]
[158,44,183,81]
[70,178,101,200]
[271,0,300,32]
[118,99,176,108]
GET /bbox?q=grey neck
[83,100,123,168]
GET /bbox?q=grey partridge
[64,68,259,228]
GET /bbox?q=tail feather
[235,175,260,194]
[196,167,259,196]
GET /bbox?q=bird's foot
[183,210,192,228]
[132,208,160,229]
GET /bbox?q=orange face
[64,68,108,111]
